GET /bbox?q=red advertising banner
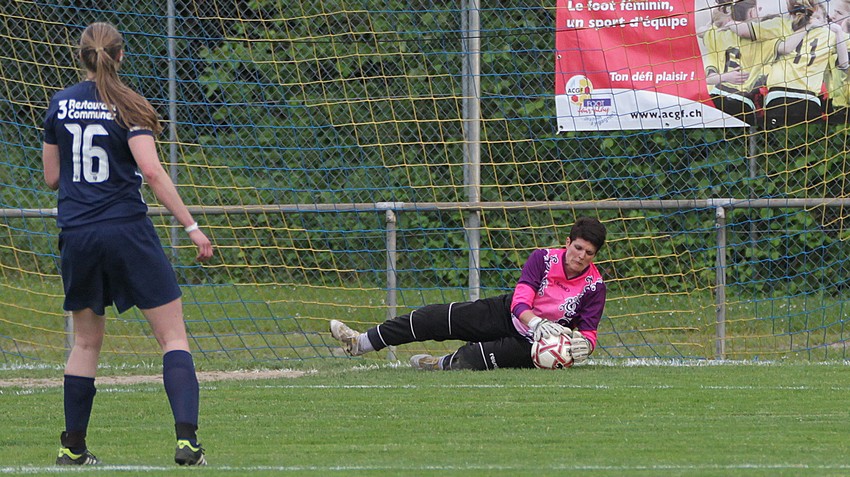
[555,0,750,130]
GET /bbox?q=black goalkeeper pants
[364,293,534,370]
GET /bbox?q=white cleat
[410,354,442,370]
[330,319,365,356]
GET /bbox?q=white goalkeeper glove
[527,316,568,341]
[569,329,591,364]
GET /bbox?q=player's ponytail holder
[184,222,200,233]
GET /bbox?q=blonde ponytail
[79,23,162,134]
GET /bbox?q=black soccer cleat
[175,440,206,466]
[56,447,99,465]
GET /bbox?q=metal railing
[6,196,850,359]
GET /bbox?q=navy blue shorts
[59,217,182,315]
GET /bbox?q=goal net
[1,0,848,366]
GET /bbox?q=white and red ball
[531,333,573,369]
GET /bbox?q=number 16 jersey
[43,80,151,229]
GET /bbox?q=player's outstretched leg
[330,320,374,356]
[175,440,207,466]
[412,337,533,371]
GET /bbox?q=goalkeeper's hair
[570,217,607,251]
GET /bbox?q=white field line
[7,381,850,396]
[3,358,850,393]
[4,357,850,374]
[4,463,850,473]
[6,382,850,397]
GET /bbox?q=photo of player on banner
[555,0,850,131]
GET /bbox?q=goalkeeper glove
[528,316,568,341]
[569,329,591,364]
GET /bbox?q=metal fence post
[167,0,180,257]
[462,0,481,302]
[385,208,398,361]
[715,206,727,360]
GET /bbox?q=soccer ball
[531,333,573,369]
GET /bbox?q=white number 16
[64,123,110,183]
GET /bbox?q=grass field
[2,359,850,476]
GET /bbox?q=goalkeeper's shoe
[55,447,99,465]
[410,354,442,371]
[174,440,206,466]
[330,319,366,356]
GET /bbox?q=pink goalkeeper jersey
[510,248,606,349]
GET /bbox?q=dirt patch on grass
[0,369,306,388]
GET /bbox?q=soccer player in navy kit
[41,23,213,466]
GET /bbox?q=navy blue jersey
[43,81,152,229]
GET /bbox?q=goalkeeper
[330,217,607,370]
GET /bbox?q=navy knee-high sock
[162,350,200,444]
[63,375,96,452]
